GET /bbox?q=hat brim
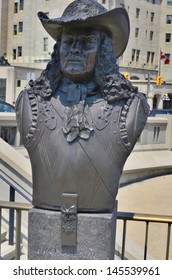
[38,7,130,58]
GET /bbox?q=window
[18,46,22,57]
[151,12,154,22]
[14,3,18,13]
[165,53,170,64]
[167,0,172,5]
[19,22,23,32]
[13,49,17,60]
[150,31,154,40]
[136,50,140,62]
[147,51,151,63]
[136,8,140,18]
[131,49,140,62]
[131,49,136,61]
[19,0,24,10]
[146,11,148,18]
[135,28,139,38]
[151,52,155,64]
[43,37,48,51]
[102,0,106,4]
[166,33,171,42]
[166,15,172,24]
[13,25,17,35]
[0,79,6,101]
[17,80,21,87]
[147,51,155,64]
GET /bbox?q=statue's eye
[82,36,95,49]
[62,36,73,46]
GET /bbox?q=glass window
[166,33,171,42]
[165,53,170,64]
[18,46,22,57]
[17,80,21,87]
[136,50,140,62]
[167,0,172,5]
[131,49,136,61]
[19,0,24,10]
[13,25,17,35]
[43,37,48,51]
[150,31,154,40]
[14,3,18,13]
[151,12,154,22]
[147,51,151,63]
[0,79,6,101]
[136,8,140,18]
[13,49,17,59]
[166,15,172,24]
[19,22,23,32]
[151,52,155,64]
[135,28,139,38]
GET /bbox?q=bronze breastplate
[26,93,132,212]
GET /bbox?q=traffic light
[156,75,162,85]
[123,72,129,79]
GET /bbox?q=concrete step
[1,241,23,260]
[1,231,7,243]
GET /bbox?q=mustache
[64,56,86,66]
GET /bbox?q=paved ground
[116,174,172,260]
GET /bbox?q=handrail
[0,201,172,260]
[0,201,32,211]
[0,201,32,260]
[117,211,172,260]
[117,211,172,223]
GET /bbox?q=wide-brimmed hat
[38,0,130,58]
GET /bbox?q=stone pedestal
[28,202,117,260]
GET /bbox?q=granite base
[28,203,117,260]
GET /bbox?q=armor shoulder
[16,89,33,144]
[126,93,149,147]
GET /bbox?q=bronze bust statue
[16,0,149,213]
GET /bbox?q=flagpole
[159,49,161,76]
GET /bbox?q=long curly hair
[30,29,138,102]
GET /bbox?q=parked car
[149,109,172,116]
[0,100,15,112]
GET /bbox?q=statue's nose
[71,39,81,54]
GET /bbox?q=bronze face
[60,28,101,82]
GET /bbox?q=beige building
[0,0,172,109]
[159,0,172,82]
[0,0,8,56]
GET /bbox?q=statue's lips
[65,58,85,64]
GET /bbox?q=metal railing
[0,201,32,260]
[117,212,172,260]
[0,200,172,260]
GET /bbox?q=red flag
[160,51,170,64]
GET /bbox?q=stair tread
[0,231,7,242]
[1,241,24,260]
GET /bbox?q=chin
[63,70,94,83]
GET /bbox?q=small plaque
[61,193,78,247]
